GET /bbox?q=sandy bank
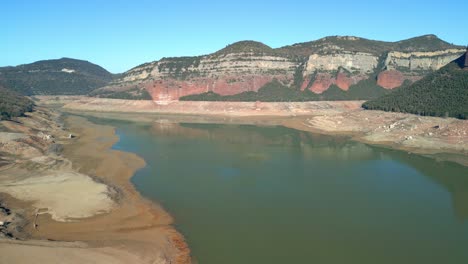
[53,96,363,116]
[0,108,190,264]
[0,240,145,264]
[0,172,115,221]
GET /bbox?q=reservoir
[106,119,468,264]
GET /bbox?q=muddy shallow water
[105,120,468,264]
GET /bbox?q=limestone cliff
[95,42,298,100]
[93,35,465,100]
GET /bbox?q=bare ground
[0,107,190,264]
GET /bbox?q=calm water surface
[103,119,468,264]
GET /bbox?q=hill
[213,41,277,57]
[0,58,113,95]
[0,86,34,120]
[276,34,462,57]
[362,52,468,119]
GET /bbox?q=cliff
[92,35,465,101]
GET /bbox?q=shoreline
[0,109,191,264]
[69,110,468,167]
[47,96,467,166]
[1,98,466,262]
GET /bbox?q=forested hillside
[0,58,113,95]
[363,55,468,119]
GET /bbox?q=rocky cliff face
[376,49,464,88]
[96,47,297,100]
[93,35,465,100]
[301,48,464,92]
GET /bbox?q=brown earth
[0,108,190,264]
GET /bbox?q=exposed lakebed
[97,118,468,264]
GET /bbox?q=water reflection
[149,122,468,221]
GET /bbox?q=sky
[2,0,467,73]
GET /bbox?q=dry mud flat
[55,97,468,165]
[286,109,468,163]
[0,108,190,264]
[53,96,363,116]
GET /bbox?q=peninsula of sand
[0,106,190,264]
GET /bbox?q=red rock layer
[300,77,312,91]
[144,75,288,101]
[377,70,405,89]
[310,73,335,94]
[335,72,354,91]
[301,72,368,94]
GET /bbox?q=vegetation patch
[91,87,152,100]
[180,78,393,102]
[0,87,34,120]
[363,58,468,119]
[0,58,114,95]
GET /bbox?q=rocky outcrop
[98,52,297,101]
[144,75,284,101]
[299,52,377,93]
[303,52,378,75]
[384,49,463,71]
[301,72,367,93]
[94,36,466,100]
[377,70,405,89]
[309,73,335,93]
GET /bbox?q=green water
[106,120,468,264]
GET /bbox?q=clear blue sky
[3,0,467,73]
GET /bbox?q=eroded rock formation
[93,35,465,100]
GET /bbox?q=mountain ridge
[1,35,465,100]
[93,34,465,101]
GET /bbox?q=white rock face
[201,53,296,76]
[112,48,465,87]
[158,53,296,77]
[121,62,156,82]
[117,53,297,84]
[61,68,75,73]
[384,49,465,71]
[303,52,379,75]
[302,48,465,76]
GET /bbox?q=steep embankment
[0,58,114,95]
[363,51,468,119]
[93,35,464,101]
